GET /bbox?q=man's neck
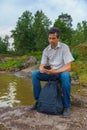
[51,43,58,49]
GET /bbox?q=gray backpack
[37,81,64,115]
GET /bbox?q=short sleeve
[63,46,74,64]
[41,49,48,64]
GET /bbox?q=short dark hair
[48,27,60,38]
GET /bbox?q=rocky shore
[0,102,87,130]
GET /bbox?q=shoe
[29,102,37,111]
[62,108,70,118]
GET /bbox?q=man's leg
[31,70,51,100]
[60,72,71,117]
[30,70,59,110]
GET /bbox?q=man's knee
[31,70,40,79]
[60,72,70,79]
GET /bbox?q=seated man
[29,27,74,117]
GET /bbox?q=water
[0,73,34,107]
[0,72,87,108]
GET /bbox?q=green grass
[0,59,23,70]
[79,72,87,84]
[0,51,42,71]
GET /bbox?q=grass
[0,59,23,70]
[79,72,87,84]
[0,51,42,71]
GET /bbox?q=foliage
[72,42,87,59]
[15,60,23,69]
[54,13,73,45]
[79,72,87,84]
[11,10,51,55]
[58,13,72,28]
[0,59,23,70]
[11,11,34,55]
[0,51,42,70]
[0,11,87,56]
[0,36,9,53]
[72,50,81,61]
[72,60,87,74]
[28,51,42,61]
[71,21,87,46]
[33,10,51,51]
[71,41,87,82]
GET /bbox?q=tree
[71,23,85,46]
[11,11,34,55]
[82,21,87,41]
[54,13,73,45]
[0,36,9,54]
[58,13,72,28]
[3,35,9,51]
[33,10,52,51]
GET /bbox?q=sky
[0,0,87,38]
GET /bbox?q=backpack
[37,81,64,115]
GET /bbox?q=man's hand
[39,62,71,74]
[39,64,56,74]
[44,68,57,74]
[44,62,71,74]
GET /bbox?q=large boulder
[23,56,37,68]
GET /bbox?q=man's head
[48,27,60,38]
[48,27,60,48]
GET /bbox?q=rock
[21,64,39,78]
[71,94,85,107]
[0,57,12,63]
[71,79,80,86]
[83,84,87,87]
[23,56,37,68]
[0,105,87,130]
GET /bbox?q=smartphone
[44,65,51,70]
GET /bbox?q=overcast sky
[0,0,87,38]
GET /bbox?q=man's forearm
[55,62,71,74]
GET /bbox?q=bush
[72,51,81,61]
[28,51,42,61]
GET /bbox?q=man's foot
[62,108,70,118]
[29,102,37,111]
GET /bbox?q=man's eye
[49,38,56,40]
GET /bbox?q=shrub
[72,51,81,61]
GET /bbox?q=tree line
[0,10,87,55]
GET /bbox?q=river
[0,73,34,107]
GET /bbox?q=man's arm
[44,62,71,74]
[39,64,45,73]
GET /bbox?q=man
[29,27,74,117]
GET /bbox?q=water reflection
[0,80,20,107]
[0,73,34,107]
[8,82,20,107]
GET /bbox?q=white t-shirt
[41,42,74,70]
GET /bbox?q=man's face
[48,33,59,46]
